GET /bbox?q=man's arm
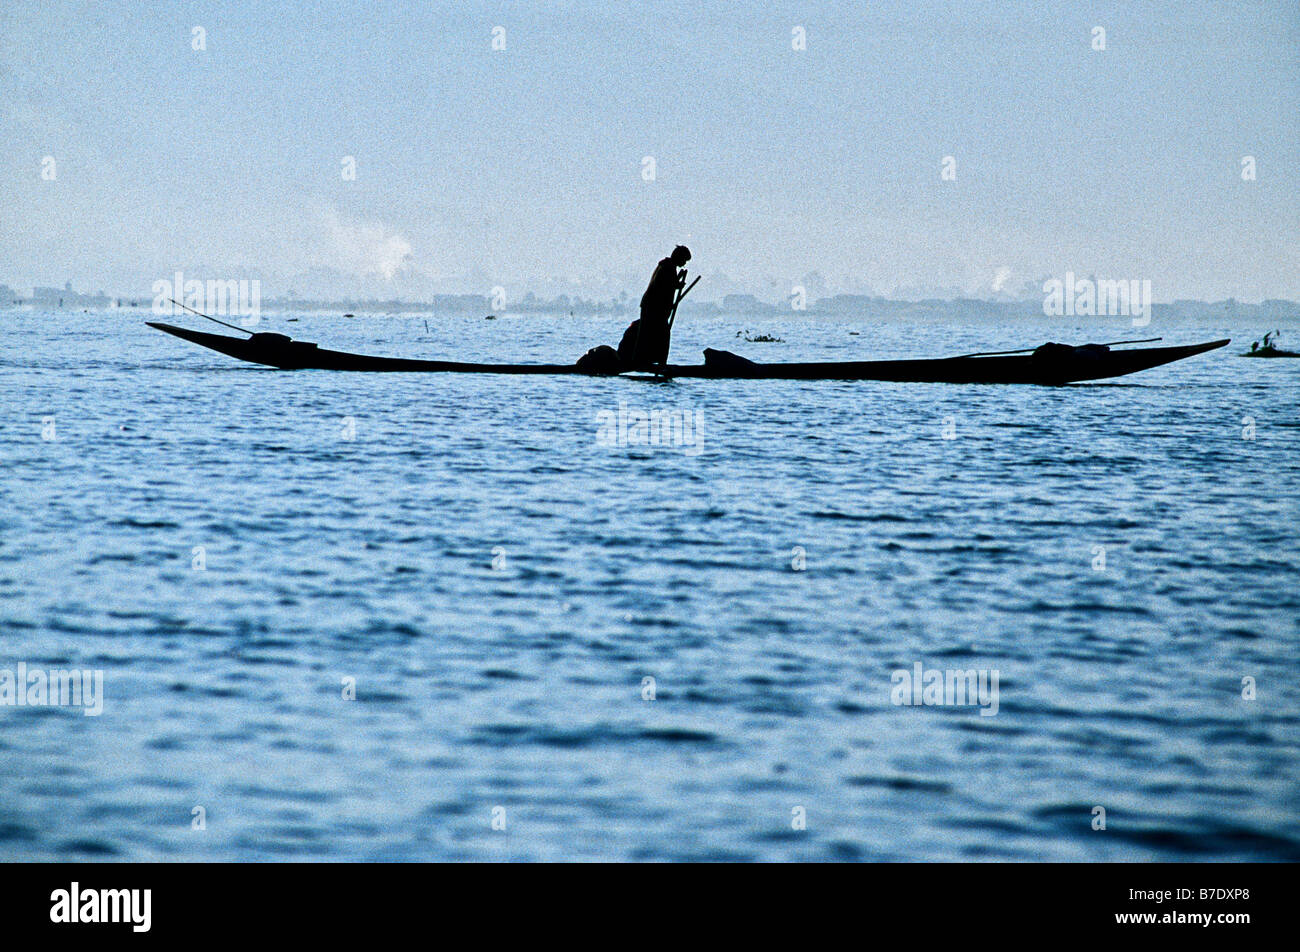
[646,260,678,312]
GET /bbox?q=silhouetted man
[618,245,690,368]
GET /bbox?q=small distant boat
[1242,330,1299,357]
[147,322,1229,384]
[343,313,355,318]
[1242,347,1300,358]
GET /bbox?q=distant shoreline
[3,296,1298,321]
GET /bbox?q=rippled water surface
[2,308,1297,861]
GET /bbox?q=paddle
[666,275,701,331]
[653,274,701,367]
[953,336,1162,359]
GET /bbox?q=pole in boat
[659,274,701,365]
[953,337,1162,359]
[667,275,701,331]
[168,297,256,336]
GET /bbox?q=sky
[1,0,1297,302]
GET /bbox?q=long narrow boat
[147,322,1229,384]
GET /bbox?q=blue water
[2,307,1298,861]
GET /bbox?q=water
[2,307,1297,861]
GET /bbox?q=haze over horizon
[2,1,1297,303]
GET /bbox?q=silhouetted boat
[1242,331,1298,356]
[147,322,1229,384]
[1241,346,1300,358]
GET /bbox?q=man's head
[671,245,691,267]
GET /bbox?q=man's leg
[652,324,672,365]
[633,310,667,368]
[646,322,671,367]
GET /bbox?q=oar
[953,337,1162,359]
[666,275,701,331]
[655,274,702,367]
[168,297,255,336]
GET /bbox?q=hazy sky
[2,0,1296,300]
